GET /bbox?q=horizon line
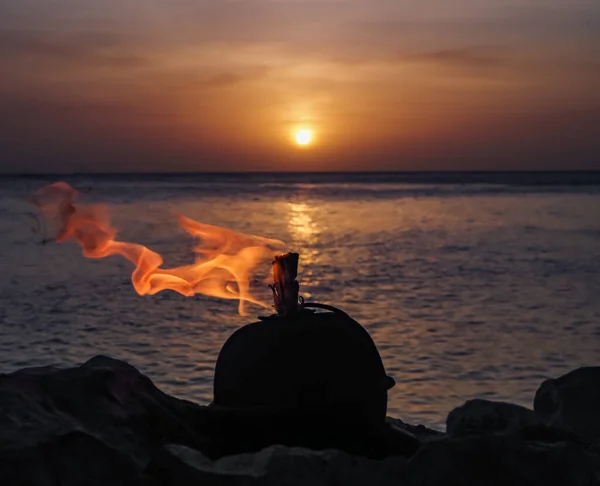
[2,169,600,177]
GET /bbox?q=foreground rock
[147,444,408,486]
[446,399,541,436]
[535,367,600,444]
[0,356,210,485]
[401,435,597,486]
[0,356,599,485]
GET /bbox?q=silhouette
[206,305,421,459]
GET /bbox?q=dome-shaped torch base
[206,307,420,459]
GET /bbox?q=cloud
[404,48,507,69]
[322,45,509,73]
[0,0,598,172]
[0,29,147,67]
[200,67,270,88]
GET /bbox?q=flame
[31,182,286,315]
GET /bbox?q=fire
[31,182,286,315]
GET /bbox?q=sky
[0,0,599,173]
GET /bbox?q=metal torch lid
[211,308,395,413]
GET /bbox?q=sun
[295,129,312,146]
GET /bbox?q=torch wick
[270,252,300,316]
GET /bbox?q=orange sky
[0,0,599,172]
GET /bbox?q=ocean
[1,172,599,430]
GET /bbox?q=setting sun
[295,129,312,146]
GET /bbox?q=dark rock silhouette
[446,399,541,436]
[535,367,600,445]
[0,356,599,485]
[146,444,408,486]
[400,435,597,486]
[0,356,209,485]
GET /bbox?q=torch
[207,252,421,459]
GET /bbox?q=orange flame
[31,182,286,315]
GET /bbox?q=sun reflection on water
[287,202,318,245]
[286,202,322,297]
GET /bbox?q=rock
[386,417,445,442]
[0,356,210,484]
[147,443,407,486]
[1,357,598,485]
[535,367,600,443]
[205,406,421,460]
[401,435,597,486]
[0,431,138,486]
[446,399,541,436]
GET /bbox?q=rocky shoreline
[0,356,598,485]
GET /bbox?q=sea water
[1,173,599,429]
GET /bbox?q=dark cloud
[0,29,147,66]
[404,48,507,69]
[325,46,509,72]
[200,68,270,88]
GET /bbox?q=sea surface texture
[1,173,599,429]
